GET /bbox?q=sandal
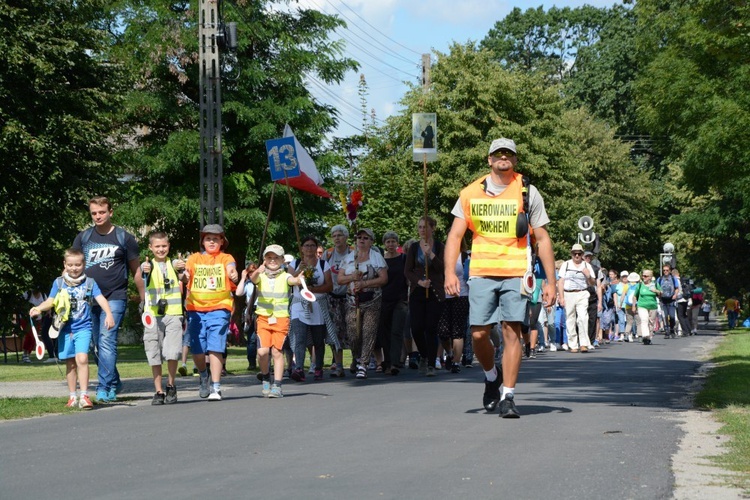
[355,365,367,379]
[375,365,383,373]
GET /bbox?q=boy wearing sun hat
[182,224,238,401]
[238,244,303,398]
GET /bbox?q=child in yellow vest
[237,244,302,398]
[140,232,186,405]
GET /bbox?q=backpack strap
[85,277,96,304]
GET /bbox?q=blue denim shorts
[468,277,529,326]
[187,310,230,354]
[58,329,92,360]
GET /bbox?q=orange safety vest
[185,252,237,312]
[460,172,529,278]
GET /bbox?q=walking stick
[423,153,429,298]
[354,250,362,359]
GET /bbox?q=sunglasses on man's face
[491,150,516,158]
[572,252,583,256]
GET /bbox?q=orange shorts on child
[256,315,289,351]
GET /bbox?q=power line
[333,28,418,80]
[316,1,417,65]
[334,0,423,56]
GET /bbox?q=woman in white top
[337,228,388,379]
[289,236,333,381]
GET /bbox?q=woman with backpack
[620,272,640,342]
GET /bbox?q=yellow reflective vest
[460,173,529,278]
[255,272,291,318]
[147,260,183,316]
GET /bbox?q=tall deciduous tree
[634,0,750,296]
[481,4,640,136]
[0,0,123,314]
[105,0,357,263]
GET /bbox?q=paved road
[0,328,722,499]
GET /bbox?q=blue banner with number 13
[265,137,301,181]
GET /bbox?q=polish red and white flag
[277,124,332,198]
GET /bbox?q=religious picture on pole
[412,113,437,162]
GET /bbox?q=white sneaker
[537,345,545,353]
[562,343,569,351]
[208,389,222,401]
[549,343,557,352]
[435,358,442,370]
[628,334,634,343]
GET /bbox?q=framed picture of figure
[412,113,437,162]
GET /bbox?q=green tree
[481,5,608,82]
[358,44,658,269]
[105,0,357,263]
[634,0,750,296]
[0,0,123,315]
[482,4,640,136]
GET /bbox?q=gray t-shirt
[451,176,550,229]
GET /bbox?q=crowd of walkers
[15,138,740,418]
[554,246,710,352]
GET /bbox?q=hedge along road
[0,329,726,499]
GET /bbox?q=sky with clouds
[295,0,623,138]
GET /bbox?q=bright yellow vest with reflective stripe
[147,260,183,316]
[460,173,529,278]
[255,272,291,318]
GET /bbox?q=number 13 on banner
[265,137,301,181]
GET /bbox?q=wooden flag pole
[423,153,429,298]
[282,170,302,252]
[258,182,277,262]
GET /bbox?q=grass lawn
[694,329,750,492]
[0,346,256,382]
[0,345,350,382]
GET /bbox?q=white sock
[484,366,498,382]
[502,386,514,400]
[69,392,77,400]
[80,391,88,397]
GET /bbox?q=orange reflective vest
[185,252,237,312]
[460,173,529,278]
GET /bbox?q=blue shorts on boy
[49,277,102,360]
[58,329,93,359]
[188,310,230,354]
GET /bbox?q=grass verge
[1,345,352,419]
[694,329,750,492]
[0,397,79,420]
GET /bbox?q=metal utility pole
[199,0,224,227]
